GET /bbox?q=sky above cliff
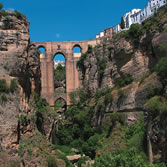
[1,0,147,42]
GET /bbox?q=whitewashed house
[97,0,166,37]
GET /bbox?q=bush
[0,79,9,93]
[104,93,113,105]
[14,10,26,19]
[69,88,88,106]
[54,64,65,81]
[97,57,107,85]
[87,45,93,53]
[0,3,3,10]
[127,24,142,46]
[95,88,113,100]
[145,96,163,118]
[0,10,8,16]
[154,57,167,81]
[77,53,87,77]
[47,156,57,167]
[117,89,124,98]
[117,75,133,88]
[10,79,18,93]
[93,147,165,167]
[111,112,125,125]
[147,84,163,99]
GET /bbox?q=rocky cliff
[77,6,167,163]
[0,10,41,165]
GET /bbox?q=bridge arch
[73,44,82,53]
[54,96,67,112]
[37,45,46,54]
[53,51,66,61]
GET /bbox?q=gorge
[0,4,167,167]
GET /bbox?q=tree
[120,16,125,29]
[0,3,3,10]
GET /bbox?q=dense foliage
[93,147,165,167]
[54,64,66,81]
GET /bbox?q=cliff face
[79,8,167,114]
[0,10,41,165]
[77,7,167,163]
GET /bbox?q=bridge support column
[40,53,48,100]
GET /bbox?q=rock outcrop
[0,10,41,165]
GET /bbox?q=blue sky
[1,0,147,42]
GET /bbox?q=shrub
[117,89,124,98]
[87,45,93,53]
[47,156,57,167]
[0,3,3,10]
[77,53,87,77]
[97,57,107,85]
[145,96,162,118]
[154,57,167,82]
[10,79,18,93]
[111,112,125,125]
[54,64,66,81]
[14,10,26,19]
[142,20,153,31]
[95,88,113,100]
[19,114,28,125]
[69,88,88,106]
[93,147,150,167]
[104,93,113,105]
[117,75,133,88]
[0,10,8,17]
[0,79,9,93]
[147,84,163,99]
[127,24,142,46]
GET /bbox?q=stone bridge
[33,39,100,106]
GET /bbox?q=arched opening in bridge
[38,46,46,54]
[73,45,82,57]
[53,53,66,109]
[54,97,67,112]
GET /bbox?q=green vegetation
[14,10,26,19]
[147,84,163,99]
[93,147,165,167]
[0,2,3,10]
[97,57,107,85]
[120,16,125,29]
[154,56,167,82]
[126,23,142,46]
[54,64,66,81]
[95,87,113,100]
[145,96,167,119]
[0,10,8,16]
[0,79,9,93]
[77,45,93,79]
[0,79,18,93]
[10,79,18,93]
[117,75,133,88]
[47,156,57,167]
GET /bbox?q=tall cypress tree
[0,3,3,10]
[120,17,125,29]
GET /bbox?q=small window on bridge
[38,47,46,54]
[73,45,82,53]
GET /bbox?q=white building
[97,0,167,36]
